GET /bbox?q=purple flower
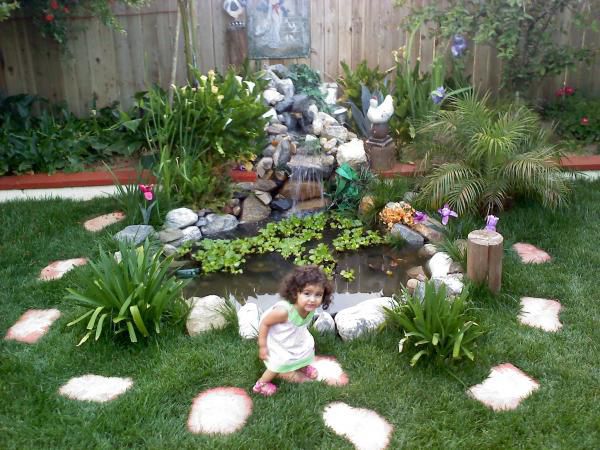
[451,34,467,57]
[485,215,499,232]
[438,203,458,225]
[414,211,428,224]
[431,86,446,105]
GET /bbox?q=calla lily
[438,203,458,225]
[485,215,499,232]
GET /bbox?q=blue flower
[451,34,467,57]
[431,86,446,105]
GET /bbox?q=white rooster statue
[367,95,394,124]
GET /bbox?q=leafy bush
[543,91,600,143]
[384,282,483,366]
[327,163,374,214]
[65,240,189,345]
[338,60,389,108]
[359,176,412,228]
[417,91,571,214]
[287,63,329,112]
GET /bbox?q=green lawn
[1,181,599,449]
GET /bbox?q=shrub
[359,176,412,228]
[384,282,483,366]
[543,90,600,143]
[417,91,571,214]
[65,240,189,345]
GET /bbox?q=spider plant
[417,91,571,215]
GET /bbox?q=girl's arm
[257,307,288,360]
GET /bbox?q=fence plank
[323,0,339,81]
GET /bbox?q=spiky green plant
[417,92,571,215]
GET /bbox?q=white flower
[398,337,407,353]
[223,118,233,129]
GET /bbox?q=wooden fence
[0,0,598,115]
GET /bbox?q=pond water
[184,243,427,314]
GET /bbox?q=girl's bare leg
[257,369,277,383]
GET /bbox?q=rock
[240,194,271,223]
[256,157,273,178]
[267,63,292,79]
[262,144,276,157]
[320,82,339,105]
[263,88,284,105]
[407,265,426,279]
[238,303,260,339]
[181,226,202,243]
[287,153,335,178]
[165,208,198,229]
[293,198,329,212]
[449,261,464,274]
[113,225,155,246]
[235,182,255,192]
[266,123,288,135]
[274,170,287,182]
[162,244,178,257]
[427,252,452,278]
[406,278,419,294]
[311,116,323,135]
[412,223,444,243]
[336,139,368,169]
[347,131,358,141]
[279,180,323,201]
[254,190,272,205]
[261,107,278,122]
[270,198,293,211]
[273,139,292,167]
[200,214,239,236]
[197,208,212,218]
[232,206,241,216]
[323,138,337,152]
[276,78,294,98]
[318,111,339,127]
[195,217,208,227]
[254,179,278,192]
[159,228,184,244]
[418,244,438,259]
[358,195,375,215]
[274,97,294,113]
[390,224,425,248]
[322,124,349,143]
[186,295,228,336]
[291,94,312,113]
[313,311,336,334]
[334,297,395,341]
[416,274,465,298]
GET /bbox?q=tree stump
[467,230,504,293]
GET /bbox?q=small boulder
[159,228,184,244]
[390,224,424,248]
[254,179,278,192]
[336,139,367,169]
[334,297,395,341]
[427,252,452,278]
[407,265,426,279]
[238,303,260,339]
[200,214,239,236]
[313,311,335,334]
[254,190,272,205]
[165,208,198,229]
[418,244,438,259]
[240,195,271,223]
[113,225,155,246]
[181,226,202,243]
[263,88,284,105]
[270,198,293,211]
[186,295,228,336]
[323,124,349,143]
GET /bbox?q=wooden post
[467,230,504,293]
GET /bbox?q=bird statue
[367,95,394,124]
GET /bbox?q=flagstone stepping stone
[513,243,552,264]
[467,363,540,411]
[187,387,253,435]
[284,356,349,386]
[518,297,563,332]
[323,402,393,450]
[83,212,125,232]
[58,375,133,403]
[39,258,88,281]
[4,309,61,344]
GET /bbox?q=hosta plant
[384,282,483,366]
[65,240,189,345]
[417,92,571,215]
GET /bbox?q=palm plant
[417,92,571,215]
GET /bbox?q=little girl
[253,265,333,396]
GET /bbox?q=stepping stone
[59,375,133,403]
[519,297,563,332]
[323,402,393,450]
[188,387,253,435]
[288,356,349,386]
[39,258,88,281]
[467,363,540,411]
[84,212,126,232]
[4,309,61,344]
[512,243,552,264]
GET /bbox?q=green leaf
[95,313,108,341]
[86,306,104,330]
[126,321,138,343]
[66,310,94,327]
[76,331,92,347]
[130,305,149,337]
[410,350,428,366]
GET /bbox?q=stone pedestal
[365,135,396,171]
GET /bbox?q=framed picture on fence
[246,0,310,59]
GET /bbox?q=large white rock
[427,252,452,278]
[334,297,394,341]
[164,208,198,229]
[263,88,284,105]
[313,311,335,334]
[186,296,228,336]
[180,226,202,243]
[237,303,260,339]
[336,139,367,170]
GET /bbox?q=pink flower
[50,0,59,10]
[139,184,154,201]
[45,13,55,22]
[580,117,589,126]
[555,87,565,97]
[565,86,575,96]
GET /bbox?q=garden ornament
[438,203,458,225]
[223,0,246,20]
[485,215,499,232]
[366,95,394,124]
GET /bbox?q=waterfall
[287,154,326,216]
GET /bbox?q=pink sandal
[252,381,277,396]
[299,365,319,380]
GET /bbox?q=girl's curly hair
[279,265,333,310]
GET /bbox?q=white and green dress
[262,300,315,373]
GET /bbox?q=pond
[184,242,427,314]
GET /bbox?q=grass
[1,182,599,449]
